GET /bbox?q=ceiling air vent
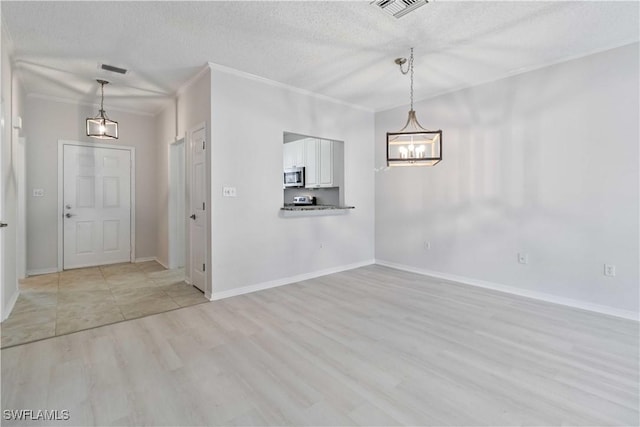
[372,0,428,19]
[100,63,128,75]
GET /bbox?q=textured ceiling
[2,1,639,115]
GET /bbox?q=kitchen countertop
[281,204,355,211]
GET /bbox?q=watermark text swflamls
[3,409,70,421]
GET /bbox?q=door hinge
[203,263,206,272]
[202,141,205,150]
[202,202,205,210]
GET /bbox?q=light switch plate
[222,187,237,197]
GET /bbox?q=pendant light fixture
[86,79,118,140]
[387,48,441,166]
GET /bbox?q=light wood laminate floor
[1,262,208,348]
[2,265,638,426]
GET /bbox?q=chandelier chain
[409,47,414,111]
[100,81,104,112]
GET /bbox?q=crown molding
[206,61,373,113]
[175,65,211,97]
[26,92,156,117]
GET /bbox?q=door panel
[63,145,131,269]
[75,221,94,254]
[103,177,120,207]
[76,176,95,208]
[103,220,120,251]
[189,128,206,292]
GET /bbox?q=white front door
[189,128,206,292]
[63,144,131,269]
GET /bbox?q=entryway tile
[1,261,209,348]
[59,279,110,292]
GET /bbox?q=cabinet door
[304,138,319,188]
[283,142,295,169]
[293,141,305,167]
[284,140,306,168]
[319,139,333,187]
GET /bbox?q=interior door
[63,144,131,269]
[189,128,206,292]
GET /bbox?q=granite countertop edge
[281,204,355,211]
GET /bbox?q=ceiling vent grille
[372,0,428,18]
[100,63,128,75]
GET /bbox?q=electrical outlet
[604,264,616,277]
[32,188,44,197]
[222,186,237,197]
[517,253,528,265]
[424,241,431,250]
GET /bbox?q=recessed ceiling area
[1,1,638,114]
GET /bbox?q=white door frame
[57,140,136,271]
[168,135,186,269]
[0,99,5,319]
[16,137,26,279]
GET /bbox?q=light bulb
[99,124,106,134]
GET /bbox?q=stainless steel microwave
[284,167,305,188]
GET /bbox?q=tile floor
[0,261,208,348]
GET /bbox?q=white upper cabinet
[305,138,335,188]
[304,138,318,187]
[283,140,305,169]
[319,139,333,187]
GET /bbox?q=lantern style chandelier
[387,48,441,166]
[86,79,118,140]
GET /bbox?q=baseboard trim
[155,259,170,269]
[1,289,19,322]
[375,260,639,322]
[211,259,376,301]
[26,267,58,276]
[134,256,157,263]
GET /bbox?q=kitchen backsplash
[284,187,340,206]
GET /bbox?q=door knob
[0,222,7,228]
[65,213,75,218]
[190,214,196,220]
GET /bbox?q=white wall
[375,43,639,316]
[23,97,158,272]
[209,66,375,295]
[155,101,177,268]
